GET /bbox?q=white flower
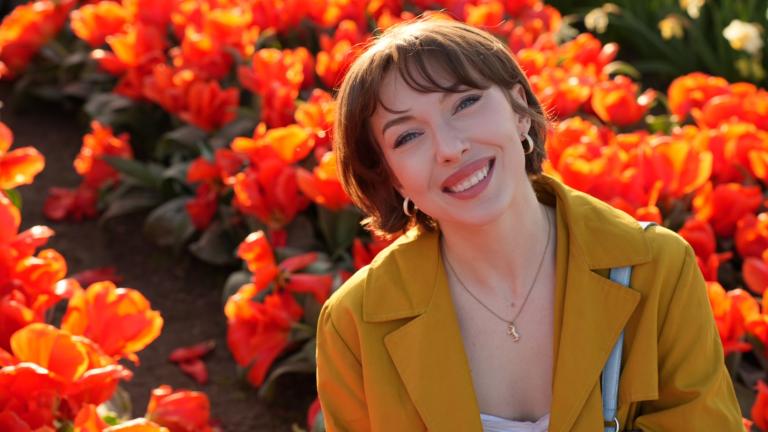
[585,8,609,34]
[723,19,764,55]
[659,14,685,40]
[679,0,705,19]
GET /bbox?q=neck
[439,181,552,299]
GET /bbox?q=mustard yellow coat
[316,175,743,431]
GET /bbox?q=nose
[434,126,469,165]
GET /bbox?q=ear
[509,83,531,135]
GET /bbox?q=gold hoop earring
[403,197,415,217]
[522,133,534,155]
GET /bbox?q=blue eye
[454,94,481,113]
[394,131,422,148]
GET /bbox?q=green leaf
[154,125,208,160]
[602,61,641,79]
[210,116,260,150]
[100,188,163,223]
[83,93,135,125]
[644,114,675,134]
[257,340,317,400]
[189,220,239,266]
[143,196,196,248]
[317,207,362,257]
[3,189,22,209]
[103,156,164,189]
[222,270,252,304]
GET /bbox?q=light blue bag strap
[602,221,655,432]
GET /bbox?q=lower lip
[443,159,495,200]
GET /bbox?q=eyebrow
[380,92,457,136]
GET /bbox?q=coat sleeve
[631,244,744,431]
[316,300,372,432]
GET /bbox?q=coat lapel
[547,252,641,432]
[543,176,652,432]
[383,263,482,431]
[365,229,482,431]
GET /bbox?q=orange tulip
[0,122,45,190]
[224,290,303,386]
[529,67,592,119]
[250,0,310,33]
[142,64,196,115]
[170,27,233,81]
[75,121,133,189]
[691,83,768,131]
[60,281,163,364]
[294,89,335,158]
[296,151,351,211]
[94,23,166,75]
[0,190,21,244]
[178,80,239,132]
[231,124,313,165]
[237,231,279,291]
[73,404,108,432]
[146,385,214,432]
[236,230,332,303]
[464,1,504,29]
[70,1,129,48]
[232,157,309,229]
[316,38,363,89]
[698,122,768,184]
[667,72,730,119]
[693,181,762,237]
[591,75,656,126]
[239,48,312,127]
[639,131,712,199]
[122,0,176,28]
[706,283,756,354]
[558,33,617,72]
[0,0,76,79]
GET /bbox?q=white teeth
[448,163,490,193]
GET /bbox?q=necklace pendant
[507,323,520,342]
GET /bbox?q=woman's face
[369,66,533,228]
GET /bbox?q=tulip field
[0,0,767,430]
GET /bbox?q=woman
[316,17,743,432]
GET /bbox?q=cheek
[388,155,432,196]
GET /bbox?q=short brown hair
[333,16,549,237]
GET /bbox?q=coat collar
[362,175,652,431]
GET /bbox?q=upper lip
[440,157,494,190]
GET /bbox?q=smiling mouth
[442,158,495,193]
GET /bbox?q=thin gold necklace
[442,206,553,342]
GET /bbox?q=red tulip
[296,151,351,211]
[224,290,303,386]
[591,75,656,126]
[70,1,129,48]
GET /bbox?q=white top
[480,412,550,432]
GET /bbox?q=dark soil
[0,83,316,431]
